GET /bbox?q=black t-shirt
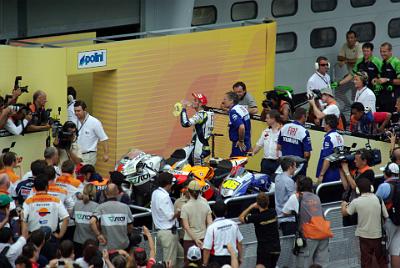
[356,169,375,183]
[245,209,280,252]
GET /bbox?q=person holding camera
[308,88,343,129]
[260,89,291,123]
[4,105,31,135]
[54,121,82,167]
[26,90,51,132]
[282,176,332,268]
[341,178,389,267]
[277,107,312,175]
[316,114,345,184]
[250,109,282,176]
[340,149,375,226]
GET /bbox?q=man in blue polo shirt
[221,91,251,157]
[316,114,344,184]
[277,107,312,175]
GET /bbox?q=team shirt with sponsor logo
[203,217,243,256]
[278,121,312,157]
[228,105,251,145]
[92,200,134,250]
[73,200,99,244]
[23,192,69,232]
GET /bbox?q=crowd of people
[0,31,399,268]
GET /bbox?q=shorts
[256,244,280,267]
[385,218,400,256]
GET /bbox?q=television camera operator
[340,148,375,226]
[53,121,82,166]
[260,88,292,123]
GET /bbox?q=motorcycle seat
[165,149,188,166]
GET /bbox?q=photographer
[316,114,344,184]
[340,148,375,226]
[54,121,82,166]
[308,88,343,130]
[260,89,292,123]
[26,90,51,132]
[4,105,31,135]
[0,97,13,130]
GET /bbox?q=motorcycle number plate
[222,179,240,190]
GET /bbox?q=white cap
[381,163,400,175]
[221,265,232,268]
[187,245,201,261]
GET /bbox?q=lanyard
[315,72,329,87]
[355,87,367,102]
[77,113,89,135]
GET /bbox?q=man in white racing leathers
[180,93,214,166]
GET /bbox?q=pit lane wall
[213,113,391,177]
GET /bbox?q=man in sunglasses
[306,56,332,96]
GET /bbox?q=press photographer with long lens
[340,148,375,226]
[4,105,31,135]
[53,121,82,166]
[260,88,292,123]
[26,90,51,132]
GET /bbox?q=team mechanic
[180,93,214,165]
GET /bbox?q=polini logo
[77,49,107,69]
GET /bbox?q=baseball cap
[320,87,334,97]
[187,245,202,261]
[380,163,400,174]
[0,194,12,206]
[188,180,201,191]
[221,265,232,268]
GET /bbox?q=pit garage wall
[66,23,277,175]
[0,45,66,172]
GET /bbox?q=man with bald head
[27,90,51,132]
[90,183,134,250]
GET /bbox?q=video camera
[53,121,75,150]
[325,143,382,170]
[262,86,294,109]
[307,89,322,100]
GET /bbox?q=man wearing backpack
[376,163,400,267]
[342,178,389,268]
[282,176,333,268]
[0,195,29,267]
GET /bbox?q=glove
[387,85,394,92]
[330,82,338,90]
[373,83,383,94]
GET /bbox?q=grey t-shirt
[93,200,134,250]
[274,172,296,223]
[238,92,257,108]
[73,200,99,244]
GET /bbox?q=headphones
[356,185,374,195]
[314,56,330,70]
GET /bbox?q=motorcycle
[164,144,194,171]
[115,148,165,206]
[219,155,306,198]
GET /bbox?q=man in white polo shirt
[307,56,332,95]
[74,100,109,166]
[203,201,243,267]
[151,173,183,266]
